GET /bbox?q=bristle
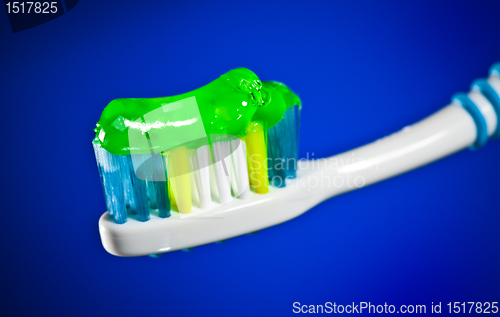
[209,162,219,202]
[154,180,170,218]
[229,138,250,199]
[168,146,192,214]
[211,139,233,204]
[146,181,158,209]
[267,105,300,187]
[167,176,177,210]
[190,145,211,208]
[245,122,269,194]
[150,153,170,218]
[189,165,200,206]
[119,156,137,214]
[93,142,127,224]
[128,155,150,222]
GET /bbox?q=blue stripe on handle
[471,79,500,139]
[451,93,489,150]
[489,63,500,78]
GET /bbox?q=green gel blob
[94,68,300,155]
[256,81,302,129]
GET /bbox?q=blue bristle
[125,155,150,222]
[155,181,171,218]
[94,145,172,223]
[147,182,158,209]
[119,156,137,214]
[151,154,171,218]
[267,105,300,187]
[93,142,127,224]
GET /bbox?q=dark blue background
[1,1,499,316]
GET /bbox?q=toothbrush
[94,64,500,257]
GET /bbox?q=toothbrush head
[93,68,301,256]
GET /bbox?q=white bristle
[190,145,211,209]
[211,140,232,204]
[229,139,250,199]
[209,163,219,201]
[189,154,200,207]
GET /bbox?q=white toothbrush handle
[99,101,497,257]
[99,68,500,257]
[303,96,498,202]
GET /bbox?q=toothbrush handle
[303,101,496,201]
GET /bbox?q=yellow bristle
[245,122,269,194]
[163,152,177,211]
[168,146,192,214]
[167,177,177,211]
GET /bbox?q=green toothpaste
[94,68,300,155]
